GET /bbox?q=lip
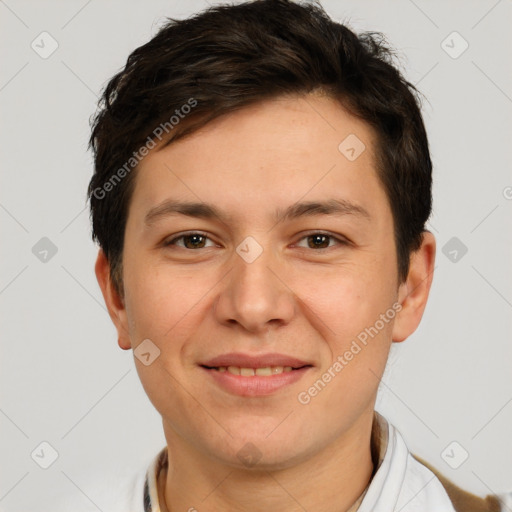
[201,365,312,397]
[199,352,313,397]
[200,352,311,369]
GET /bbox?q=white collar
[144,412,456,512]
[357,413,456,511]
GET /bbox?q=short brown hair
[88,0,432,295]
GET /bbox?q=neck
[158,409,377,512]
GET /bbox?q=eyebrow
[144,198,371,226]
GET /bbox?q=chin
[208,420,310,470]
[217,443,306,472]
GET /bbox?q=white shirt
[56,412,510,511]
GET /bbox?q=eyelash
[163,231,349,251]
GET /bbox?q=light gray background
[1,0,511,510]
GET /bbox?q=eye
[163,231,349,251]
[164,232,216,249]
[295,232,348,250]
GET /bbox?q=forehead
[130,94,388,226]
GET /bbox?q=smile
[207,365,295,376]
[200,365,312,396]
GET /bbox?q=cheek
[298,276,394,413]
[295,263,396,346]
[123,254,210,339]
[294,262,397,409]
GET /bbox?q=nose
[213,239,296,333]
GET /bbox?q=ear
[392,231,436,343]
[95,249,132,350]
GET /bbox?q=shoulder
[412,454,507,512]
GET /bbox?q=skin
[96,92,436,512]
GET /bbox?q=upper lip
[201,352,312,369]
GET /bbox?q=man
[80,0,509,510]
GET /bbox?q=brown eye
[295,232,347,250]
[164,232,214,249]
[307,234,331,249]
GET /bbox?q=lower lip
[201,366,311,397]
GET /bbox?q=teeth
[220,366,294,376]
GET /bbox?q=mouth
[200,364,311,376]
[199,361,313,396]
[199,352,313,396]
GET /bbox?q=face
[97,93,433,470]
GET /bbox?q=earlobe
[94,250,132,350]
[392,231,436,343]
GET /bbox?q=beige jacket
[413,454,502,512]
